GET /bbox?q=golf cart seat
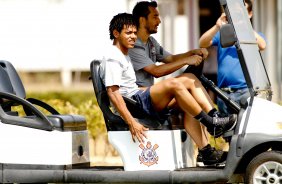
[0,60,86,131]
[90,60,173,131]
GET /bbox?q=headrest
[0,65,14,94]
[0,60,26,98]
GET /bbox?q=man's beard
[146,25,158,34]
[149,29,157,34]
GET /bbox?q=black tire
[245,151,282,184]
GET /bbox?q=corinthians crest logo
[139,141,159,167]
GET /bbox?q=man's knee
[166,78,184,91]
[178,73,200,87]
[180,73,197,80]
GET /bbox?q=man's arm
[129,41,207,78]
[199,13,227,48]
[162,48,208,63]
[254,31,266,50]
[143,54,204,78]
[107,85,148,142]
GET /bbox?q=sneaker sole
[225,116,237,132]
[196,161,204,167]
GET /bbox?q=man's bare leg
[150,77,202,116]
[150,76,237,139]
[176,73,214,113]
[167,100,209,149]
[183,113,208,149]
[149,77,231,165]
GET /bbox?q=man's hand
[216,13,228,29]
[192,48,209,60]
[107,86,149,143]
[128,120,149,143]
[186,55,204,66]
[254,31,266,50]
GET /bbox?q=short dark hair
[109,13,136,40]
[244,0,253,12]
[132,1,158,28]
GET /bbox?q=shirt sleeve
[104,59,122,87]
[128,43,154,71]
[150,37,171,61]
[212,31,220,46]
[258,32,267,43]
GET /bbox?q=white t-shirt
[99,45,140,98]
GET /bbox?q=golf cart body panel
[0,123,89,165]
[108,130,195,171]
[239,97,282,135]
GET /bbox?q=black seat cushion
[25,114,87,131]
[47,114,86,131]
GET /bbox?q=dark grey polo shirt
[128,36,171,87]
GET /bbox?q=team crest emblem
[139,141,159,167]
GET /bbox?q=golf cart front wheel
[245,151,282,184]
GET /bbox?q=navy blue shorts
[131,88,169,120]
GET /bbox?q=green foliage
[26,91,106,139]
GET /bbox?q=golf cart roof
[220,0,271,98]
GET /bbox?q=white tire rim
[253,161,282,184]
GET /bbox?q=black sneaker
[212,111,224,118]
[198,145,227,166]
[196,152,204,166]
[208,114,237,138]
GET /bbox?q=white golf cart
[0,0,281,183]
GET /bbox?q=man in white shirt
[99,13,237,165]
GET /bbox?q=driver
[102,12,237,166]
[128,1,229,165]
[128,1,207,88]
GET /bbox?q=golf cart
[0,0,281,183]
